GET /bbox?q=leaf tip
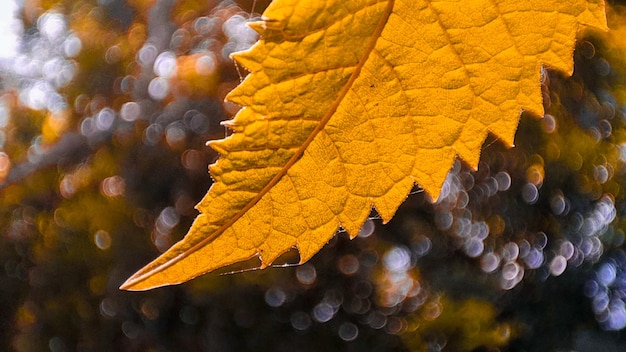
[118,279,135,291]
[119,268,179,291]
[119,266,174,291]
[119,274,148,291]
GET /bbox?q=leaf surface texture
[121,0,607,290]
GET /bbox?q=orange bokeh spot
[170,53,220,98]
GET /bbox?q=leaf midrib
[122,0,396,288]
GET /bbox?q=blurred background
[2,0,626,351]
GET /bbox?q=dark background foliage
[2,0,626,351]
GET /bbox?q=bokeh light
[2,1,626,351]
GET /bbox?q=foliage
[122,0,607,290]
[2,0,626,351]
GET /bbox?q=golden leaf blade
[121,0,607,290]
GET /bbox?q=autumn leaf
[121,0,607,290]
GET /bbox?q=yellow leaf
[121,0,607,290]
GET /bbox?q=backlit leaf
[121,0,607,290]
